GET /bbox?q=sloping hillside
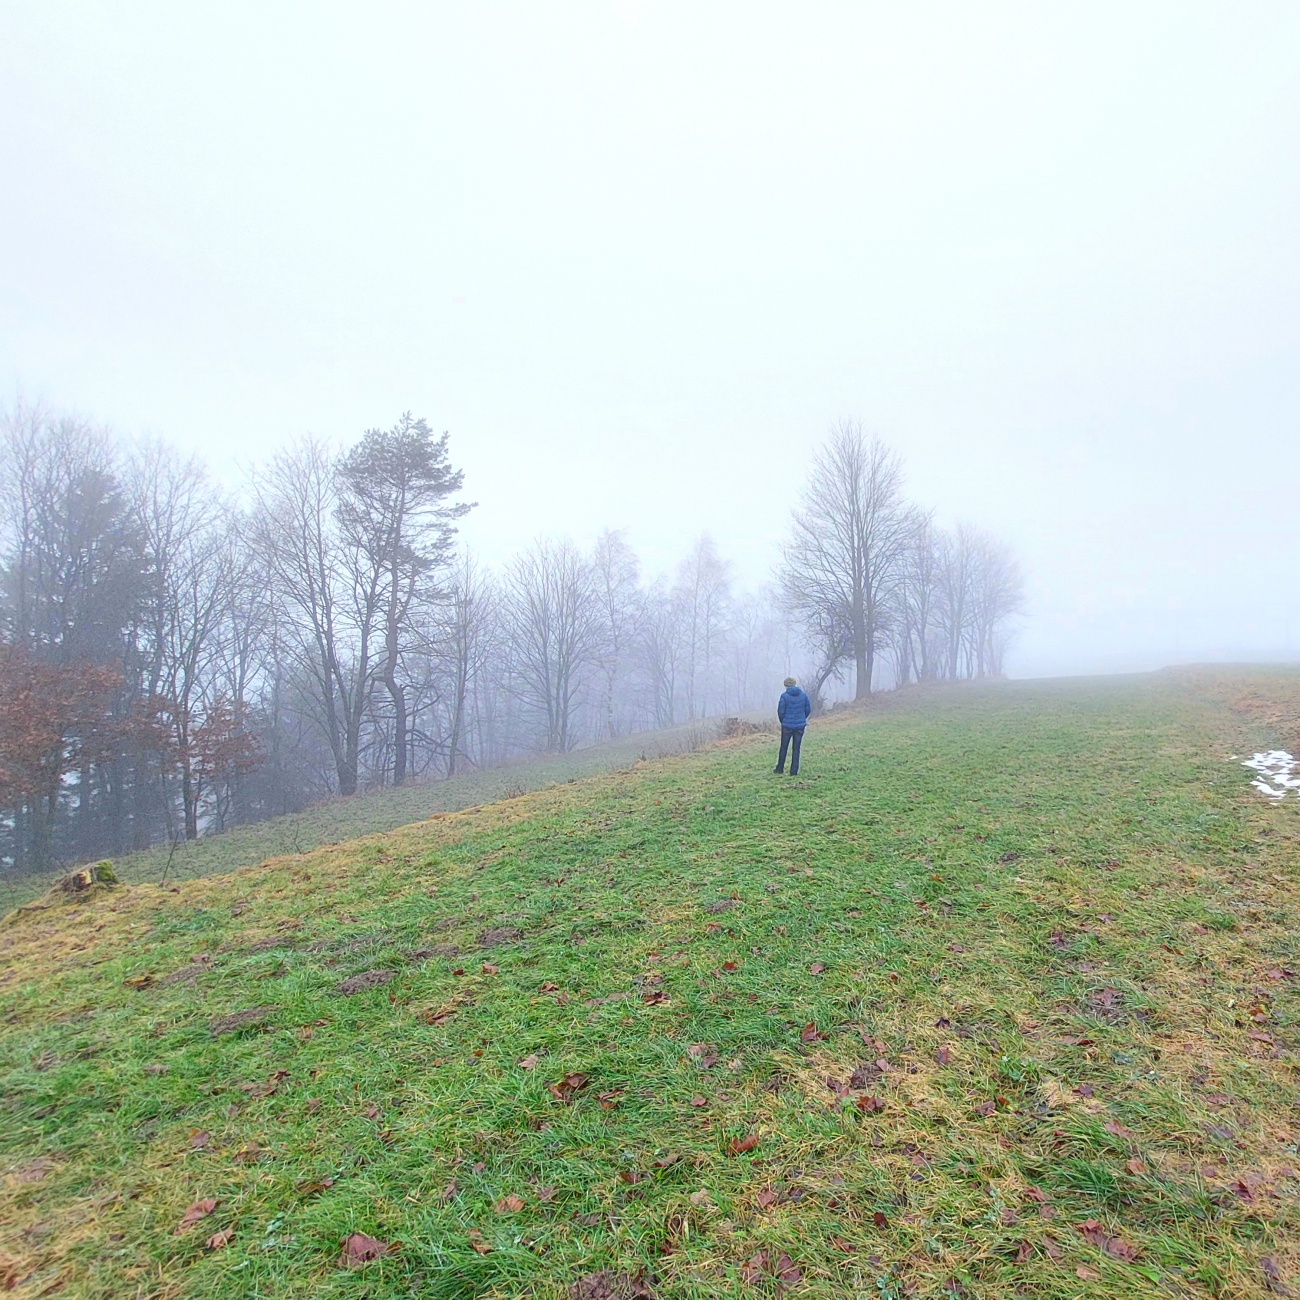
[0,716,733,913]
[3,673,1299,1299]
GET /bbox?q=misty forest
[0,406,1020,877]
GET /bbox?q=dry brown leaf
[339,1231,394,1267]
[176,1199,219,1233]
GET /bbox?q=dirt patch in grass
[208,1006,278,1035]
[337,969,395,995]
[477,925,522,947]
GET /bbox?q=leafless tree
[252,438,375,796]
[128,442,232,839]
[439,552,496,776]
[675,533,732,719]
[635,577,684,729]
[782,421,913,699]
[501,538,602,751]
[591,529,641,738]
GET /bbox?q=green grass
[3,671,1300,1298]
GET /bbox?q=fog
[3,1,1299,678]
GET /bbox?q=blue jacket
[777,686,812,729]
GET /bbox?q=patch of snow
[1242,751,1300,800]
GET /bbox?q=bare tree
[591,529,641,738]
[252,438,374,796]
[782,421,912,699]
[890,511,940,686]
[675,533,732,719]
[440,553,496,776]
[635,578,684,729]
[502,538,602,751]
[128,442,232,839]
[968,532,1024,677]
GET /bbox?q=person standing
[774,676,812,775]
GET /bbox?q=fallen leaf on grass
[873,1210,889,1228]
[495,1194,525,1213]
[936,1046,952,1065]
[538,1185,556,1202]
[598,1090,624,1109]
[176,1199,218,1233]
[548,1072,590,1104]
[189,1130,211,1150]
[339,1232,395,1266]
[518,1053,540,1070]
[800,1023,826,1043]
[728,1133,759,1154]
[1077,1218,1139,1260]
[296,1177,335,1196]
[1261,1256,1290,1294]
[810,962,826,974]
[206,1229,233,1249]
[691,1095,707,1107]
[643,990,670,1006]
[1104,1120,1135,1139]
[689,1189,713,1208]
[776,1254,802,1286]
[468,1230,493,1255]
[481,963,499,975]
[1126,1158,1148,1175]
[687,1043,718,1069]
[856,1095,886,1113]
[1077,1265,1102,1281]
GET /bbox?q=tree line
[0,405,1022,876]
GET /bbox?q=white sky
[3,1,1298,677]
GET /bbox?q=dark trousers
[776,726,804,775]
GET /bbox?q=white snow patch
[1241,751,1300,800]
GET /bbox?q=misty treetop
[0,405,1022,877]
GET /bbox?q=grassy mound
[2,672,1299,1298]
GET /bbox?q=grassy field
[2,669,1299,1299]
[0,717,731,913]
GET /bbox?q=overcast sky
[3,1,1298,677]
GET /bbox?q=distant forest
[0,406,1022,875]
